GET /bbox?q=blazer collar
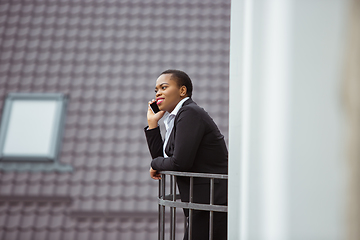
[182,98,194,106]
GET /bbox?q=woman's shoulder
[178,100,208,117]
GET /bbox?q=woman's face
[155,74,185,113]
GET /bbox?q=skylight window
[0,93,72,172]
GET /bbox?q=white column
[229,0,347,239]
[229,0,291,238]
[260,0,292,239]
[228,0,253,239]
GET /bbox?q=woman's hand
[147,99,165,129]
[150,167,161,180]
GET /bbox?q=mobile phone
[150,101,160,114]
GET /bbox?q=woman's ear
[180,86,187,97]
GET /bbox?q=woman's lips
[156,99,164,104]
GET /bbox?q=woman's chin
[158,103,166,112]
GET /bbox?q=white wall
[229,0,348,239]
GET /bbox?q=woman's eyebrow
[155,83,170,89]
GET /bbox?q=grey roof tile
[53,183,69,196]
[2,232,17,240]
[6,212,22,231]
[77,198,93,211]
[49,214,64,231]
[34,213,50,230]
[80,185,96,199]
[69,183,82,197]
[93,199,108,211]
[97,157,113,170]
[103,231,119,240]
[62,230,76,240]
[47,231,63,240]
[96,170,111,184]
[27,182,42,195]
[0,172,16,183]
[12,183,27,195]
[83,169,98,184]
[39,184,55,196]
[76,219,91,231]
[0,212,6,228]
[19,214,36,230]
[91,230,106,239]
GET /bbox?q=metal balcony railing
[158,171,228,240]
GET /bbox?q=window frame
[0,93,72,172]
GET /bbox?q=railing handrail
[158,170,228,179]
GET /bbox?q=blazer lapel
[165,129,175,156]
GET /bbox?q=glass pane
[3,100,58,156]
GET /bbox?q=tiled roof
[0,0,230,239]
[0,201,161,240]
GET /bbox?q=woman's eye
[162,86,166,90]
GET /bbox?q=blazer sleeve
[144,126,164,159]
[151,107,206,171]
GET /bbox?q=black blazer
[144,98,228,206]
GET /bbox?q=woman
[144,69,228,240]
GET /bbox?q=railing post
[159,174,166,240]
[184,216,187,237]
[170,175,177,240]
[158,180,161,240]
[188,176,194,240]
[209,178,215,240]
